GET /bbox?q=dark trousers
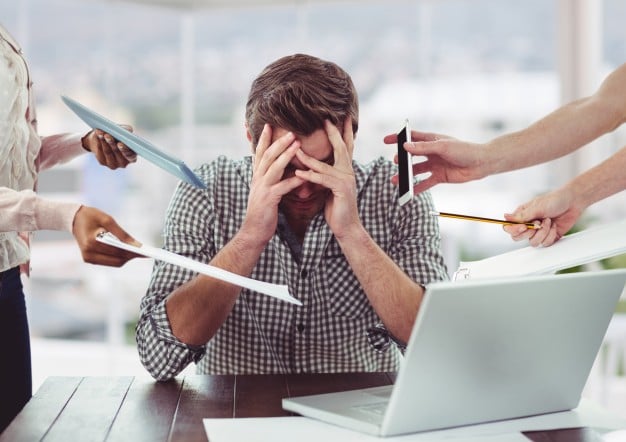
[0,267,32,433]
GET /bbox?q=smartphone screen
[397,119,413,205]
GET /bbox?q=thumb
[119,123,134,133]
[505,202,540,223]
[105,219,142,248]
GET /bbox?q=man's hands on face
[242,124,305,246]
[294,118,360,240]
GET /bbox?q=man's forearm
[165,230,267,345]
[335,225,423,343]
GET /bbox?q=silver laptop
[282,269,626,437]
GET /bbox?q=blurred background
[1,0,625,416]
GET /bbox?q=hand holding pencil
[430,188,577,248]
[502,188,583,248]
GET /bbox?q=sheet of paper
[96,232,301,305]
[454,218,626,280]
[202,417,529,442]
[203,399,626,442]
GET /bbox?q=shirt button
[297,323,305,333]
[300,269,308,278]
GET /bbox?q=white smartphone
[397,119,414,206]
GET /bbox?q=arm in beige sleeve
[0,187,80,232]
[36,133,86,172]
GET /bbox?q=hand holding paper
[96,232,300,305]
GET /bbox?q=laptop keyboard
[352,401,388,417]
[363,386,393,399]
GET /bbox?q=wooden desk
[0,373,605,441]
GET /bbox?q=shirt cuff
[367,323,407,354]
[33,197,81,232]
[150,301,206,354]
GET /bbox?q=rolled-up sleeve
[135,167,215,381]
[136,279,205,381]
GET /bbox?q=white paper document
[203,399,626,442]
[203,417,529,442]
[453,218,626,280]
[96,232,301,305]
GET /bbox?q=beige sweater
[0,24,82,271]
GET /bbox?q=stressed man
[136,54,448,380]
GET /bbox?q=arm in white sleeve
[0,187,80,232]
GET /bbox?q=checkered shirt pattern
[136,155,448,380]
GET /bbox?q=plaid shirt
[136,155,448,380]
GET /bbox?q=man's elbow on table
[135,319,199,382]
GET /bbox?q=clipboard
[62,95,207,189]
[452,218,626,281]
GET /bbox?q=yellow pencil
[430,211,541,229]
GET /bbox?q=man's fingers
[325,120,349,167]
[342,117,355,158]
[253,124,272,168]
[272,175,306,196]
[256,130,296,176]
[265,142,300,182]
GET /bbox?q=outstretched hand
[72,206,142,266]
[82,126,138,169]
[502,188,582,247]
[384,130,486,194]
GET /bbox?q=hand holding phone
[397,119,414,206]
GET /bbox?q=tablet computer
[62,95,206,189]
